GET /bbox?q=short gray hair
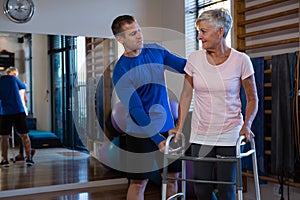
[195,8,232,38]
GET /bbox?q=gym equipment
[28,130,61,148]
[21,117,62,149]
[11,126,16,163]
[111,102,128,133]
[177,160,195,197]
[110,100,178,134]
[162,133,261,200]
[105,111,122,139]
[169,99,179,120]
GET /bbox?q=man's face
[117,21,143,51]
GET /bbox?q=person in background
[111,15,186,200]
[5,67,36,162]
[169,8,258,200]
[0,67,34,167]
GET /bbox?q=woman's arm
[169,74,194,142]
[240,74,258,141]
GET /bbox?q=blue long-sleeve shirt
[112,43,186,145]
[0,75,26,115]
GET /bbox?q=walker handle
[236,135,256,158]
[164,133,185,155]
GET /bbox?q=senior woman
[169,8,258,200]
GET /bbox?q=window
[49,35,87,151]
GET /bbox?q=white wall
[162,0,186,34]
[0,0,186,131]
[31,34,51,131]
[0,0,182,38]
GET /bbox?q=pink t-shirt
[185,48,254,136]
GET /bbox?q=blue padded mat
[28,130,61,148]
[29,130,58,139]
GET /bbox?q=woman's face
[196,20,223,50]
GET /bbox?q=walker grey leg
[251,138,261,200]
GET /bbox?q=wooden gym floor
[0,147,164,200]
[1,147,299,199]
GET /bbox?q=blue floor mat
[28,130,62,148]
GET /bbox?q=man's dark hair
[111,15,136,36]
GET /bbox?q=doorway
[49,35,86,151]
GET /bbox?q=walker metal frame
[162,133,261,200]
[11,126,16,163]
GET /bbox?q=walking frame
[162,133,261,200]
[11,126,16,163]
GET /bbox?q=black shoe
[0,160,10,167]
[15,154,25,161]
[26,158,34,166]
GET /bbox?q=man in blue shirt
[0,69,34,167]
[111,15,186,199]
